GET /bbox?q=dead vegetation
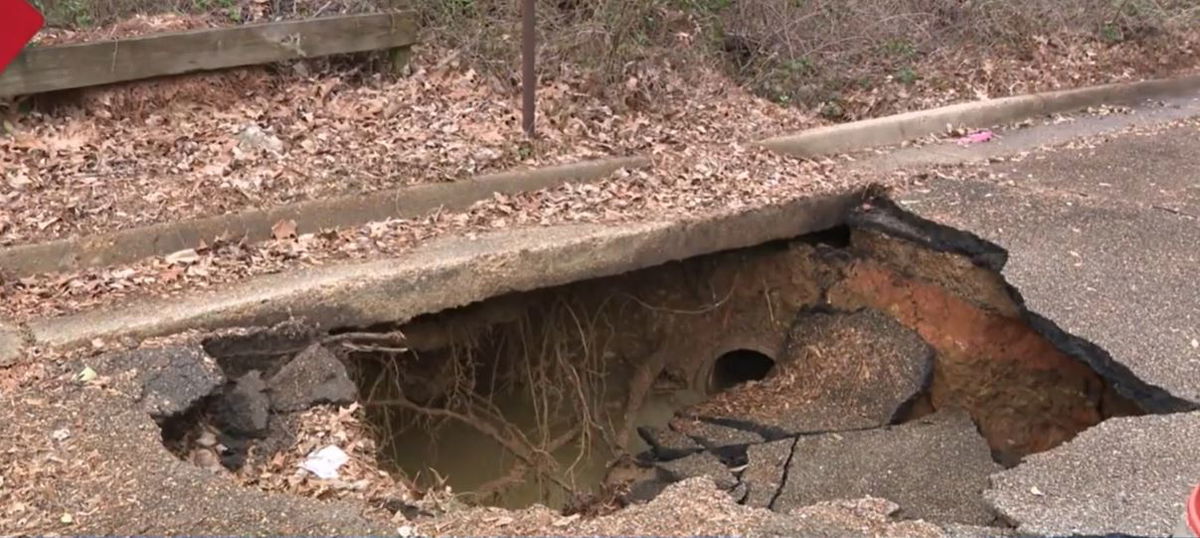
[3,0,1195,249]
[24,0,1200,114]
[3,0,1197,251]
[398,0,1200,118]
[718,0,1200,116]
[365,0,1198,120]
[341,296,628,508]
[0,40,819,246]
[31,0,378,30]
[230,403,426,513]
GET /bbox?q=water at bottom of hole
[369,366,706,510]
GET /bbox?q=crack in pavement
[766,436,800,511]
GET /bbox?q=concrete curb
[0,155,649,278]
[759,75,1200,158]
[26,190,861,353]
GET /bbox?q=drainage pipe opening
[710,349,776,392]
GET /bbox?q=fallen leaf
[159,266,185,283]
[552,514,580,527]
[37,217,60,231]
[7,173,32,189]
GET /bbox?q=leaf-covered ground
[0,44,816,246]
[2,14,1200,320]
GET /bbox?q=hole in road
[710,349,775,392]
[165,197,1192,526]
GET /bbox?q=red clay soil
[830,259,1126,461]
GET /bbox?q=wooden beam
[0,11,418,97]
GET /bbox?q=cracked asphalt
[895,94,1200,535]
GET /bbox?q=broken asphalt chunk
[122,345,224,419]
[214,371,271,438]
[687,307,933,435]
[655,451,737,491]
[775,410,1000,525]
[267,343,357,412]
[636,425,703,461]
[741,438,795,509]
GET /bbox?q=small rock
[196,430,218,448]
[164,248,201,265]
[217,433,253,470]
[655,451,737,491]
[190,448,222,473]
[636,426,703,461]
[728,481,749,503]
[214,371,270,437]
[236,124,284,154]
[50,428,70,442]
[268,344,357,412]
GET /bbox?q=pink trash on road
[957,130,995,146]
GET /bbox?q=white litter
[301,445,349,480]
[76,367,97,383]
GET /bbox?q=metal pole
[521,0,536,137]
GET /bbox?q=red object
[1189,483,1200,535]
[0,0,44,74]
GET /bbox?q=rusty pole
[521,0,536,137]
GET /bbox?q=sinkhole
[167,196,1192,526]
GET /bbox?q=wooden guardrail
[0,11,417,97]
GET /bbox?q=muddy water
[374,373,706,509]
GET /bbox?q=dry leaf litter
[0,45,813,246]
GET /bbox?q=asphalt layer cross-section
[895,103,1200,535]
[898,121,1200,403]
